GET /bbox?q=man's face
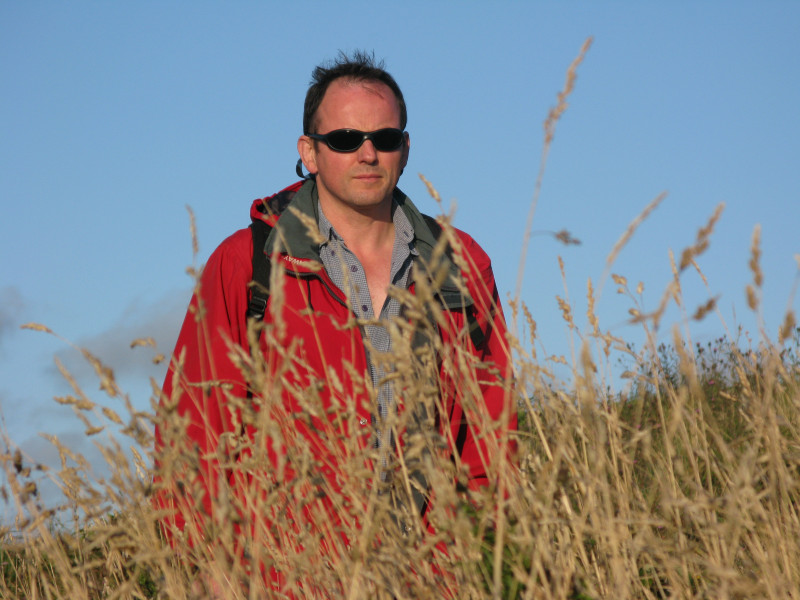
[298,78,409,216]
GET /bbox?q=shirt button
[350,265,358,272]
[361,304,368,313]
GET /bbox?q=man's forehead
[328,77,393,99]
[313,77,401,128]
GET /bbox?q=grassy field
[3,42,800,599]
[3,284,799,599]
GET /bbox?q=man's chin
[349,181,393,200]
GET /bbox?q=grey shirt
[317,201,417,450]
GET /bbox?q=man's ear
[297,136,318,175]
[400,131,410,174]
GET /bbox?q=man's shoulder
[451,226,494,277]
[395,188,492,270]
[216,227,253,256]
[203,180,310,277]
[203,227,253,280]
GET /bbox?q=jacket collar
[264,179,472,308]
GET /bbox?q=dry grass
[3,39,800,599]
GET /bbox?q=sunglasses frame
[308,128,406,153]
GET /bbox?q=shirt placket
[317,205,416,468]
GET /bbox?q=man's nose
[356,139,378,162]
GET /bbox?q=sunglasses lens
[371,129,404,151]
[326,130,364,151]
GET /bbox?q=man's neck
[318,194,395,256]
[317,190,398,314]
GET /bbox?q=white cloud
[48,287,191,392]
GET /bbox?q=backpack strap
[420,215,487,350]
[246,182,304,322]
[246,218,272,321]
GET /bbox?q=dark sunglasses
[308,128,406,153]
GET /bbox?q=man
[154,52,515,592]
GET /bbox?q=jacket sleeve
[450,230,517,491]
[153,229,253,541]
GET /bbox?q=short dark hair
[303,50,407,135]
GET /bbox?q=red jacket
[154,180,516,572]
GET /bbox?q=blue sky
[2,2,799,518]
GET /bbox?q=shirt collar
[317,199,418,256]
